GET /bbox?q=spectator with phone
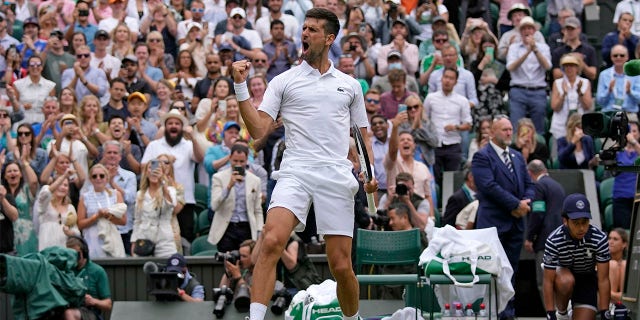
[208,143,263,253]
[63,0,98,51]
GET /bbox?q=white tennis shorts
[269,164,359,237]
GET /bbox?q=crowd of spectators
[0,0,636,268]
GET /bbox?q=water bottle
[441,303,452,320]
[613,302,629,320]
[454,302,464,320]
[465,303,475,320]
[477,303,488,319]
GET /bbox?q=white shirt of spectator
[424,90,472,146]
[254,13,299,45]
[141,137,198,204]
[613,0,640,36]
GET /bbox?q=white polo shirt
[141,137,197,204]
[259,60,369,168]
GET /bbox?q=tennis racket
[352,125,377,216]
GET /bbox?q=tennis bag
[285,280,342,320]
[421,225,500,287]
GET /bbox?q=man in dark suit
[524,159,565,300]
[471,116,535,320]
[442,167,476,227]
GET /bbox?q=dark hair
[475,34,497,63]
[270,19,285,30]
[389,202,412,225]
[69,32,87,55]
[110,77,127,87]
[343,6,364,29]
[177,49,199,77]
[432,29,448,40]
[66,235,90,261]
[230,144,250,157]
[108,114,126,125]
[305,8,340,38]
[134,41,150,54]
[370,114,387,124]
[16,123,37,159]
[1,161,25,197]
[443,67,459,80]
[474,116,492,145]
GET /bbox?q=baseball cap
[563,17,581,28]
[432,16,446,24]
[562,193,592,220]
[386,0,400,5]
[223,121,241,132]
[392,18,407,27]
[94,29,110,39]
[340,32,368,52]
[387,50,402,59]
[166,253,187,273]
[187,21,203,32]
[127,92,147,104]
[218,42,234,51]
[230,7,246,18]
[122,54,138,64]
[24,17,39,28]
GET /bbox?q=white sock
[249,302,268,320]
[343,312,360,320]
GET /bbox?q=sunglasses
[366,98,380,104]
[231,15,243,20]
[0,113,8,118]
[171,106,186,110]
[149,38,162,42]
[76,53,90,58]
[63,120,75,126]
[612,54,627,58]
[91,173,106,179]
[191,8,204,12]
[29,62,42,67]
[406,105,420,111]
[434,39,448,43]
[253,59,267,63]
[17,131,31,136]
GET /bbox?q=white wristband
[234,82,250,102]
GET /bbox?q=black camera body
[233,165,246,176]
[349,44,357,52]
[396,183,408,196]
[212,286,234,318]
[271,287,292,315]
[215,250,240,265]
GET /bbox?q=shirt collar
[300,60,338,77]
[489,139,509,156]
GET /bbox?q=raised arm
[231,60,274,140]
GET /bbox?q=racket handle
[366,193,377,216]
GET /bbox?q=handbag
[133,239,156,256]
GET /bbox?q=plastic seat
[604,203,614,232]
[599,177,615,208]
[191,235,217,256]
[194,183,209,208]
[197,209,211,236]
[355,229,424,309]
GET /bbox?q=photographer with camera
[378,172,432,230]
[215,239,254,315]
[165,253,205,302]
[208,144,263,253]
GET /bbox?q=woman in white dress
[36,170,80,251]
[77,164,127,258]
[130,159,178,257]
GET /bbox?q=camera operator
[378,172,431,230]
[165,253,205,302]
[218,239,255,292]
[63,236,112,320]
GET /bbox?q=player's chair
[355,229,426,311]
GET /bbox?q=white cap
[188,21,203,31]
[229,7,246,18]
